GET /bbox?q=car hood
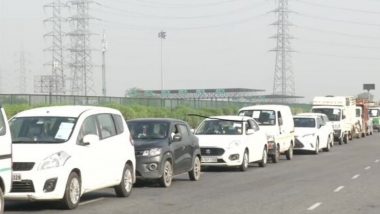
[295,128,316,137]
[133,139,167,150]
[12,143,69,163]
[196,135,242,148]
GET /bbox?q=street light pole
[158,30,166,91]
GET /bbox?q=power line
[96,0,269,20]
[295,25,380,40]
[293,0,380,15]
[295,12,380,27]
[297,51,380,61]
[101,0,254,8]
[297,38,380,50]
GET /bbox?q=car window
[112,114,124,135]
[78,115,99,144]
[178,124,189,136]
[250,120,260,131]
[97,114,117,139]
[0,110,6,136]
[319,117,326,126]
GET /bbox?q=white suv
[6,106,135,209]
[0,104,12,213]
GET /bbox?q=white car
[293,114,332,154]
[298,113,334,148]
[195,116,268,171]
[0,104,12,213]
[6,106,136,209]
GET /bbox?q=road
[5,134,380,214]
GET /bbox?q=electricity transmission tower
[271,0,295,102]
[101,30,107,96]
[67,0,95,96]
[16,50,28,93]
[43,0,66,94]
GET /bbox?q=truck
[356,99,373,137]
[369,105,380,132]
[0,103,12,213]
[311,96,357,145]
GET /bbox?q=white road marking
[307,202,322,211]
[375,160,379,163]
[79,197,105,206]
[365,166,371,170]
[334,186,344,193]
[352,174,360,180]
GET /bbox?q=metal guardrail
[0,94,255,109]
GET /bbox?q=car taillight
[129,135,134,146]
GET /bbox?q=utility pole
[43,0,66,95]
[158,30,166,91]
[271,0,295,103]
[102,30,107,97]
[67,0,95,96]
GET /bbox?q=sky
[0,0,380,103]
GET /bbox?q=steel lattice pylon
[43,0,66,94]
[67,0,95,96]
[271,0,295,102]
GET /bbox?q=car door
[246,120,261,162]
[0,108,11,192]
[277,110,287,151]
[170,123,187,175]
[178,123,193,172]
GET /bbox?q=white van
[0,104,12,213]
[238,105,295,163]
[6,106,135,209]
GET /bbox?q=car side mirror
[342,114,346,120]
[190,129,195,134]
[246,129,255,135]
[82,134,99,146]
[172,134,182,142]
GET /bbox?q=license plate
[12,173,21,181]
[201,156,218,163]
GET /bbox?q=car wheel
[189,156,201,181]
[285,144,293,160]
[239,150,249,171]
[338,136,343,145]
[258,148,267,167]
[314,139,319,155]
[271,146,280,163]
[62,172,81,210]
[344,134,349,144]
[0,188,4,214]
[324,138,331,152]
[115,164,133,197]
[159,160,173,187]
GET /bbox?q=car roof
[13,105,120,118]
[239,105,290,111]
[127,118,186,123]
[294,114,317,119]
[298,113,325,117]
[206,115,252,121]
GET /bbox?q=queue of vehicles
[0,95,379,212]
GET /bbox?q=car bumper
[200,147,242,167]
[5,168,69,200]
[135,155,163,179]
[294,138,315,151]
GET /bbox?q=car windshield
[196,119,243,135]
[294,118,316,128]
[369,109,380,117]
[239,110,276,126]
[10,116,77,144]
[312,108,341,121]
[127,121,169,140]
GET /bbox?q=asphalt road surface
[6,134,380,214]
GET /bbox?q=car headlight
[142,148,162,156]
[228,141,240,149]
[38,151,71,171]
[266,135,275,142]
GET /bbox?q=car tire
[314,139,319,155]
[239,150,249,171]
[114,164,133,197]
[159,160,173,187]
[0,188,4,214]
[323,138,330,152]
[62,172,81,210]
[189,156,201,181]
[258,148,267,168]
[285,144,293,160]
[344,134,349,144]
[271,146,280,163]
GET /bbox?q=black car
[127,118,201,187]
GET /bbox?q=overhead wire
[103,0,254,8]
[292,0,380,15]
